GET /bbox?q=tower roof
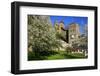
[59,20,64,24]
[69,22,79,28]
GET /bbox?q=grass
[47,51,87,60]
[28,50,87,61]
[47,54,65,60]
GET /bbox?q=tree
[28,15,61,56]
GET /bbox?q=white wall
[0,0,99,76]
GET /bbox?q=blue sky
[50,16,88,34]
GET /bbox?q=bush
[66,47,73,53]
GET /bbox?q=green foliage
[66,47,74,53]
[28,51,47,60]
[28,50,59,60]
[28,51,87,60]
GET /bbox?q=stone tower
[68,23,80,44]
[54,20,59,32]
[54,20,65,33]
[58,21,65,33]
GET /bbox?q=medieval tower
[68,23,80,44]
[54,21,65,34]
